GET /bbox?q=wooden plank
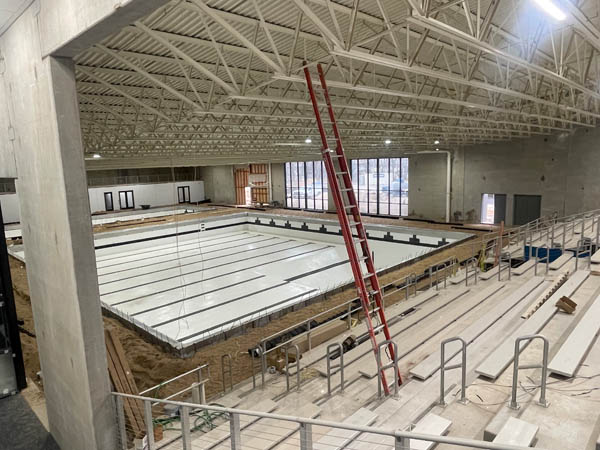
[521,271,569,319]
[236,402,321,450]
[513,259,535,275]
[192,399,278,449]
[493,417,538,446]
[410,277,546,380]
[313,408,378,450]
[359,282,505,378]
[549,253,573,270]
[475,270,590,380]
[478,265,500,280]
[410,413,452,450]
[548,292,600,377]
[105,329,145,437]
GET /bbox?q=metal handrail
[285,344,301,392]
[112,392,548,450]
[534,244,550,276]
[499,251,511,281]
[248,211,600,392]
[326,343,344,395]
[509,334,549,410]
[221,354,233,393]
[439,337,467,406]
[376,339,399,398]
[465,257,478,286]
[139,363,209,395]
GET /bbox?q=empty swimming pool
[90,213,471,351]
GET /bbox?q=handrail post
[260,343,267,389]
[439,337,468,406]
[395,436,410,449]
[144,399,155,450]
[509,334,550,410]
[116,395,127,450]
[326,343,344,395]
[230,412,241,449]
[300,422,313,450]
[377,339,399,398]
[181,406,192,450]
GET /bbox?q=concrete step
[493,417,538,446]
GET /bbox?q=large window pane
[351,157,409,217]
[285,161,328,211]
[378,158,389,215]
[285,163,292,207]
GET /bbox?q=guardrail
[139,363,209,407]
[249,209,600,394]
[112,392,547,450]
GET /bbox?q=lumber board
[359,282,505,378]
[493,417,538,446]
[313,408,378,450]
[105,329,145,438]
[520,271,569,319]
[409,277,546,380]
[222,402,321,450]
[475,270,590,380]
[410,413,452,450]
[512,259,535,275]
[478,265,500,280]
[313,288,468,376]
[192,399,277,450]
[549,253,573,270]
[548,292,600,377]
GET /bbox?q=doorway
[177,186,190,204]
[118,190,135,209]
[103,192,114,211]
[513,194,542,225]
[481,193,506,224]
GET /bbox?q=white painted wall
[88,181,204,213]
[2,181,204,223]
[0,193,20,223]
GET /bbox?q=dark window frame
[118,190,135,209]
[284,161,328,211]
[350,157,409,217]
[103,192,114,211]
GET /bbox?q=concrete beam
[39,0,168,57]
[0,8,115,449]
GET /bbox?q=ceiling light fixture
[434,139,440,144]
[385,139,391,145]
[532,0,567,20]
[305,137,312,144]
[93,154,102,158]
[435,148,440,151]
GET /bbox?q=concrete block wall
[198,165,236,204]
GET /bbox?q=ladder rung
[347,221,360,227]
[335,171,348,176]
[331,154,343,158]
[344,205,357,210]
[341,188,353,192]
[363,272,375,279]
[353,238,367,244]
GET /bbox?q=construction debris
[555,296,577,314]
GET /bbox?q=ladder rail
[303,62,402,395]
[315,63,401,389]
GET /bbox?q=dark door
[494,194,507,223]
[118,190,134,209]
[177,186,190,203]
[104,192,114,211]
[0,204,26,397]
[513,194,542,225]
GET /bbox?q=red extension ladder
[303,63,402,395]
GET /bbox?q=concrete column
[4,23,116,445]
